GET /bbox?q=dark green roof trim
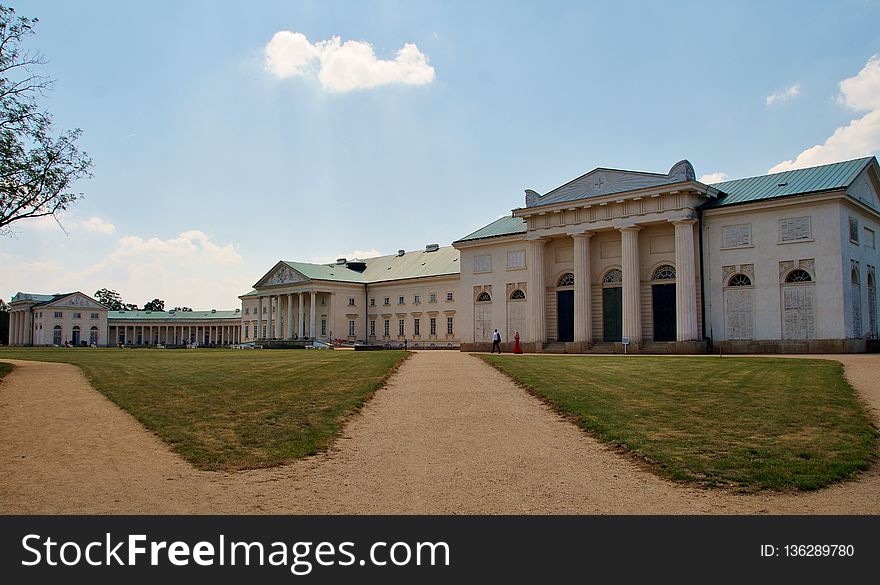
[454,216,527,243]
[702,157,874,209]
[109,309,241,321]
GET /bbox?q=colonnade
[254,291,322,340]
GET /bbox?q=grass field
[0,348,407,470]
[480,354,878,492]
[0,361,12,381]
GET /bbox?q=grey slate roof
[454,216,527,243]
[703,157,874,208]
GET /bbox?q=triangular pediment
[526,160,697,208]
[46,292,107,310]
[846,158,880,212]
[255,261,310,288]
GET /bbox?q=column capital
[671,218,698,227]
[569,230,595,240]
[618,224,643,233]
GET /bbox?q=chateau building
[9,157,880,353]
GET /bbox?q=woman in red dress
[513,331,523,354]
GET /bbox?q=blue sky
[4,0,880,308]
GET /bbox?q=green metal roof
[108,309,241,321]
[11,292,59,304]
[703,157,875,208]
[454,216,527,243]
[277,245,461,285]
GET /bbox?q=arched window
[851,268,861,285]
[652,264,676,280]
[557,273,575,287]
[868,271,877,338]
[785,269,812,283]
[53,325,62,346]
[852,267,862,338]
[476,291,491,302]
[728,274,752,287]
[89,326,99,345]
[510,289,526,300]
[602,269,623,285]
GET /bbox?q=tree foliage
[0,5,92,235]
[173,306,193,312]
[94,288,123,310]
[143,298,164,311]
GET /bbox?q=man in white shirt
[491,329,502,354]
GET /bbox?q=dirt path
[0,352,878,514]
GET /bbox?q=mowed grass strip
[0,348,407,470]
[0,361,13,381]
[479,355,878,492]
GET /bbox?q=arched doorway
[556,273,574,342]
[651,264,676,342]
[90,326,99,346]
[602,269,622,342]
[72,325,81,346]
[53,325,62,346]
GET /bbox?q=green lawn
[0,348,407,470]
[480,354,878,492]
[0,361,12,381]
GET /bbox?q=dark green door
[652,284,676,342]
[602,287,622,342]
[557,290,574,342]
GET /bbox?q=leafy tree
[0,299,8,345]
[123,303,138,311]
[143,298,164,311]
[94,288,123,310]
[173,306,193,312]
[0,5,92,235]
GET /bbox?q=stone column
[286,293,293,339]
[572,232,593,347]
[620,226,642,345]
[257,296,264,339]
[310,291,317,338]
[674,219,699,342]
[298,292,305,338]
[275,295,282,339]
[267,296,274,339]
[9,311,16,345]
[528,239,547,350]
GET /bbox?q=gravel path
[0,351,878,514]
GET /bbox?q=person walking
[492,328,502,354]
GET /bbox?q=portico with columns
[455,160,715,353]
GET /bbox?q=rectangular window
[370,320,376,337]
[54,311,62,318]
[414,295,420,304]
[447,316,454,335]
[245,308,249,315]
[348,297,355,306]
[398,296,405,305]
[414,318,420,336]
[446,292,454,301]
[348,320,355,337]
[262,325,266,337]
[245,325,249,340]
[253,325,257,338]
[507,250,526,269]
[370,298,376,306]
[430,317,436,335]
[321,319,327,336]
[721,224,752,248]
[262,307,267,314]
[398,319,404,336]
[90,313,99,319]
[849,217,860,243]
[73,312,81,319]
[866,227,876,249]
[779,216,812,242]
[385,319,391,336]
[430,293,437,302]
[474,254,492,273]
[384,297,390,306]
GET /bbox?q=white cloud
[19,215,63,232]
[80,216,116,235]
[699,172,729,184]
[766,83,800,106]
[3,230,254,310]
[265,31,435,92]
[770,56,880,173]
[311,249,382,264]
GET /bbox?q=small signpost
[622,336,630,355]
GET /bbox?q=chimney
[425,243,439,252]
[336,258,347,264]
[397,249,405,256]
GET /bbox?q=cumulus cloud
[312,249,382,264]
[3,230,254,310]
[766,83,800,106]
[264,31,435,92]
[770,56,880,173]
[699,172,729,184]
[80,216,116,235]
